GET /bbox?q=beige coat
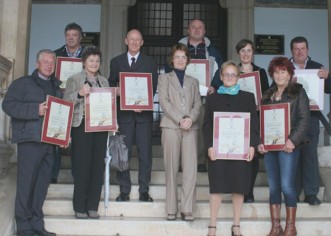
[63,70,109,127]
[158,71,201,129]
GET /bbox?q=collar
[65,45,82,58]
[290,57,309,69]
[127,52,140,62]
[38,72,51,80]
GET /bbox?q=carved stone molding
[0,55,12,87]
[32,0,101,4]
[255,0,326,8]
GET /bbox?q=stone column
[0,0,31,166]
[219,0,254,61]
[99,0,136,77]
[0,0,31,79]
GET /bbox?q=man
[290,36,331,205]
[2,49,62,236]
[179,19,223,172]
[54,22,83,58]
[109,29,158,202]
[52,22,84,183]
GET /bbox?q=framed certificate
[213,112,250,160]
[55,57,83,89]
[238,71,262,110]
[185,59,210,96]
[293,69,324,110]
[41,95,74,146]
[260,103,290,151]
[85,87,117,132]
[120,72,153,110]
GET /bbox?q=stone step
[44,217,331,236]
[60,152,268,171]
[43,199,331,219]
[47,184,325,203]
[56,169,269,186]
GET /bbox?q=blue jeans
[264,149,299,207]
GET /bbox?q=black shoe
[51,178,57,184]
[33,228,56,236]
[139,192,153,202]
[244,194,255,203]
[17,230,37,236]
[304,195,321,205]
[197,164,207,172]
[116,192,130,202]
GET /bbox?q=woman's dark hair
[81,45,102,63]
[168,43,191,68]
[235,39,255,54]
[268,56,295,79]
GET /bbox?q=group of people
[2,19,330,236]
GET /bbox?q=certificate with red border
[238,71,262,110]
[213,112,250,160]
[41,95,74,146]
[85,87,117,132]
[260,103,290,151]
[55,57,82,89]
[120,72,153,110]
[293,69,324,110]
[185,59,210,96]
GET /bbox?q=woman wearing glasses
[158,43,201,221]
[203,61,260,236]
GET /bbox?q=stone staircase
[43,145,331,236]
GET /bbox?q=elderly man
[108,29,158,202]
[2,49,62,236]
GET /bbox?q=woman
[64,45,109,219]
[203,61,260,236]
[236,38,270,203]
[258,57,309,236]
[158,43,201,221]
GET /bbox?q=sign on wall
[254,34,284,55]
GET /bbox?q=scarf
[217,84,240,95]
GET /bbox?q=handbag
[106,132,129,172]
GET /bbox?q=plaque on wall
[255,34,284,55]
[81,32,100,47]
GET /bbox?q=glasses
[222,73,238,79]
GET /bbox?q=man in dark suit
[109,29,158,202]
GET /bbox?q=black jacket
[2,70,62,143]
[54,45,83,58]
[261,82,310,147]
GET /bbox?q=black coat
[2,70,62,143]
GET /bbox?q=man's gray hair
[36,49,56,62]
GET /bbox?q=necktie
[131,57,136,68]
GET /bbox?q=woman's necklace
[274,91,283,101]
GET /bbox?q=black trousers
[71,123,107,213]
[15,142,54,232]
[116,120,152,194]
